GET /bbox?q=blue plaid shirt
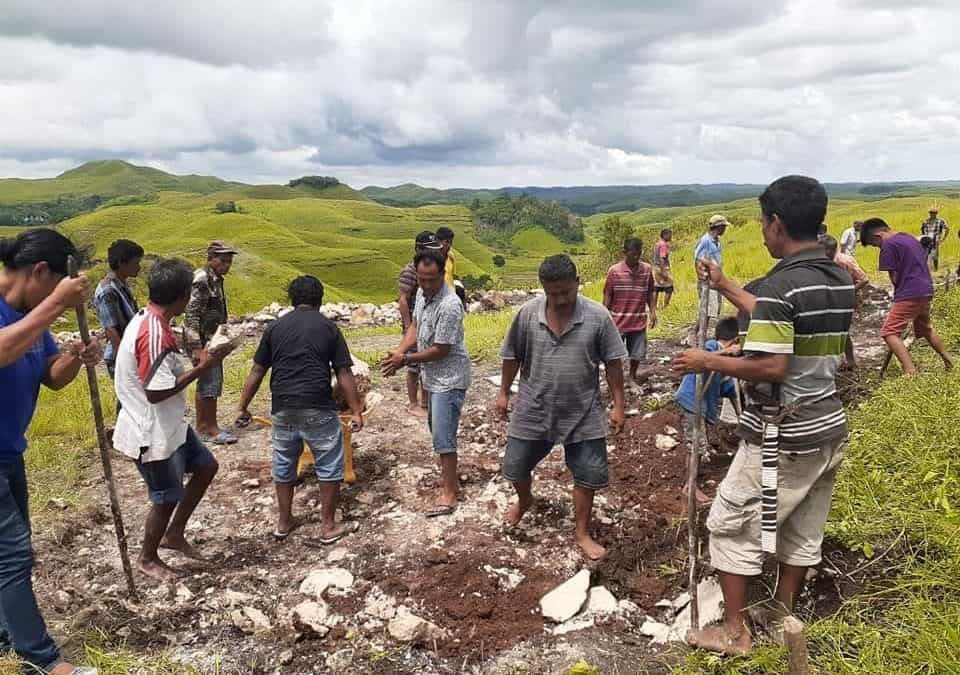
[93,273,138,364]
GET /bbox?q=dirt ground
[29,291,894,675]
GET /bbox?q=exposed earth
[29,289,894,674]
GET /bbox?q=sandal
[209,430,238,445]
[303,521,359,547]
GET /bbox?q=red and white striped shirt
[603,261,655,333]
[113,305,189,463]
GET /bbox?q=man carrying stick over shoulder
[673,176,854,656]
[497,254,627,560]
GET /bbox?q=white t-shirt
[113,306,189,463]
[839,227,857,256]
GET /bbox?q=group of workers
[0,175,955,671]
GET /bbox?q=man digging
[237,275,364,543]
[114,258,232,580]
[497,254,627,560]
[674,176,854,656]
[382,248,472,517]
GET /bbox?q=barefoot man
[603,237,657,385]
[237,275,364,543]
[498,254,627,560]
[860,217,954,376]
[674,176,853,656]
[383,249,471,516]
[114,258,229,580]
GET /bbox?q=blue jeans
[271,409,344,483]
[427,389,466,454]
[0,456,61,671]
[502,437,609,489]
[134,428,217,505]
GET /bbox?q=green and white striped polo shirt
[738,247,855,452]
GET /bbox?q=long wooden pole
[68,256,137,599]
[687,281,711,631]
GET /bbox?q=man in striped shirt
[603,238,657,384]
[674,175,853,656]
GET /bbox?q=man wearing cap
[688,215,728,347]
[397,232,444,418]
[185,241,238,445]
[920,208,949,271]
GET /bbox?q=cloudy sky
[1,0,958,188]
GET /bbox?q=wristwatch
[401,353,410,366]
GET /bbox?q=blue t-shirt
[674,340,736,424]
[694,233,722,266]
[0,297,59,458]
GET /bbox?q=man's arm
[237,363,268,419]
[381,320,420,375]
[43,338,102,390]
[604,358,626,434]
[496,358,521,419]
[602,271,614,309]
[674,350,789,384]
[334,367,364,430]
[183,276,207,351]
[146,351,223,404]
[398,293,413,327]
[0,276,87,368]
[646,270,657,329]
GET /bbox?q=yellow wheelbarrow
[251,391,381,485]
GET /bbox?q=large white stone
[292,600,330,636]
[584,586,618,615]
[539,569,590,623]
[242,606,272,632]
[387,607,445,643]
[653,577,725,644]
[655,434,679,451]
[299,567,354,598]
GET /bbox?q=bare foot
[408,405,427,419]
[139,557,178,581]
[944,356,955,371]
[160,535,206,560]
[576,533,607,561]
[686,622,752,656]
[504,496,533,526]
[49,663,92,675]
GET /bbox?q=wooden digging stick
[687,283,711,631]
[67,256,137,599]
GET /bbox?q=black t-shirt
[254,308,353,413]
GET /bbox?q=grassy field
[11,188,960,672]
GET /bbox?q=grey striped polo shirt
[500,295,628,444]
[738,247,855,451]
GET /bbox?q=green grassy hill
[57,191,577,314]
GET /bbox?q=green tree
[215,200,237,214]
[492,254,506,267]
[599,215,635,261]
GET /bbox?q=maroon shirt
[603,261,655,333]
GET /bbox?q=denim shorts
[502,436,609,489]
[621,330,648,362]
[197,363,224,399]
[271,408,344,483]
[135,427,217,504]
[427,389,466,454]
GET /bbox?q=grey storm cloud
[0,0,959,187]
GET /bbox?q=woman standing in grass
[0,229,101,675]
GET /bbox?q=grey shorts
[502,437,609,489]
[197,363,224,399]
[621,330,648,362]
[707,438,846,575]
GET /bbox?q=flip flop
[210,431,238,445]
[303,521,359,547]
[424,504,456,518]
[272,520,301,541]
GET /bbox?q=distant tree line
[470,193,584,247]
[0,195,105,226]
[288,176,340,190]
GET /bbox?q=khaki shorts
[707,437,845,575]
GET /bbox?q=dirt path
[29,292,894,674]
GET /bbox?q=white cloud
[0,0,959,187]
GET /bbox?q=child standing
[675,317,740,504]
